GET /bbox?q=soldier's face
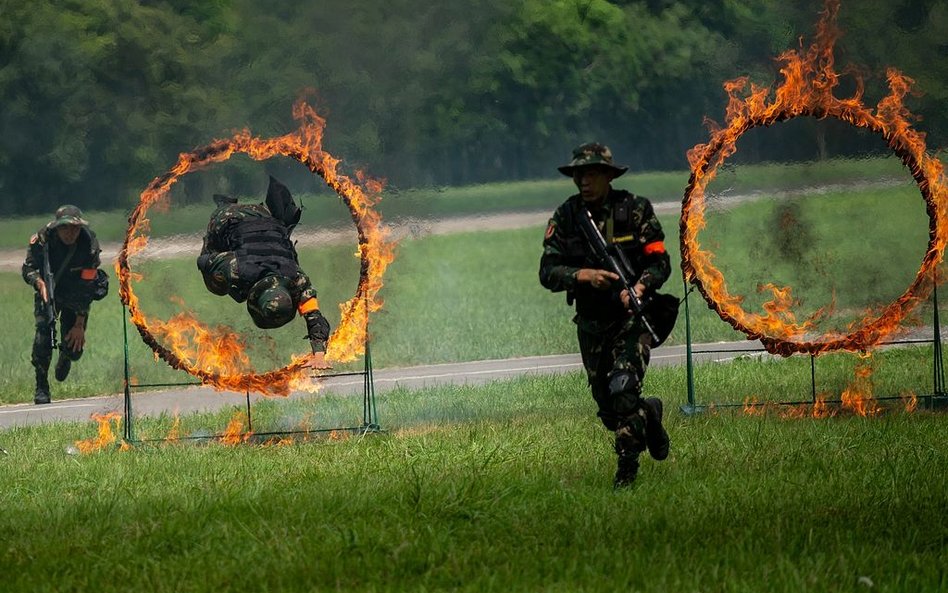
[573,166,613,203]
[56,224,81,245]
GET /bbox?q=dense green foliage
[1,0,945,215]
[1,372,946,592]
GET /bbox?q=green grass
[0,155,912,249]
[1,366,945,592]
[0,176,942,403]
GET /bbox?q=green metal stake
[245,391,252,434]
[122,302,134,442]
[363,341,379,430]
[682,275,698,414]
[932,277,945,408]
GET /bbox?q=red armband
[80,268,97,280]
[298,297,319,314]
[643,241,666,255]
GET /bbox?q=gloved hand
[303,351,331,371]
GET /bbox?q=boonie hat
[557,143,628,178]
[49,205,89,228]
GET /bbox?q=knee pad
[608,369,641,415]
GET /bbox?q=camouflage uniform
[22,206,106,404]
[196,182,330,353]
[539,143,672,487]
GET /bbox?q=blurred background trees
[0,0,944,214]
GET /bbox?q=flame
[680,0,948,356]
[900,390,919,413]
[839,354,882,416]
[166,413,182,441]
[780,393,836,419]
[75,413,128,454]
[742,396,766,416]
[117,99,395,395]
[811,394,834,418]
[220,411,251,445]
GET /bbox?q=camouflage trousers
[32,294,84,377]
[576,314,652,451]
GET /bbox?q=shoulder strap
[53,243,78,283]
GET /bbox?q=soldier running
[539,143,675,488]
[23,205,108,404]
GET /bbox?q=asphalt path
[0,340,769,429]
[0,179,903,272]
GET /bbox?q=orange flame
[75,413,129,454]
[117,99,395,395]
[839,354,882,416]
[742,396,766,416]
[220,411,251,445]
[780,393,836,419]
[900,390,919,413]
[681,0,948,356]
[166,413,182,441]
[811,394,834,419]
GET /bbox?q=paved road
[0,341,768,428]
[0,179,903,272]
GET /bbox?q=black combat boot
[642,397,670,461]
[614,449,640,489]
[34,372,51,405]
[54,350,72,382]
[613,424,644,489]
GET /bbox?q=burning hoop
[681,0,948,357]
[117,100,394,395]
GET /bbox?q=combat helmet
[247,275,296,329]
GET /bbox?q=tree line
[1,0,945,215]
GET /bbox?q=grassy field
[0,174,941,404]
[1,363,945,593]
[0,156,912,249]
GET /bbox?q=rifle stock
[576,207,660,343]
[41,241,58,349]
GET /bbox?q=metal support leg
[122,304,134,442]
[362,341,379,431]
[681,276,700,415]
[245,391,252,434]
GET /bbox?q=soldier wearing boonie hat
[540,142,675,488]
[196,176,331,370]
[22,204,109,404]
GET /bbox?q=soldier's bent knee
[608,369,641,415]
[62,346,83,361]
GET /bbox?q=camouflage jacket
[197,203,302,300]
[539,189,671,321]
[22,226,102,315]
[197,203,330,350]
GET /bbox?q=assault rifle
[41,240,58,349]
[575,206,660,344]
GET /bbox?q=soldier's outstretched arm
[289,271,332,362]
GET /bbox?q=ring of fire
[680,0,948,357]
[117,100,394,395]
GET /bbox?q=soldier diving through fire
[197,176,331,370]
